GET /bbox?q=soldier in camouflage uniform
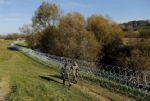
[60,60,71,86]
[71,61,79,84]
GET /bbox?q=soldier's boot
[72,75,76,84]
[63,80,65,85]
[68,82,71,87]
[69,83,71,87]
[68,78,71,87]
[63,76,65,85]
[74,77,77,84]
[60,74,63,79]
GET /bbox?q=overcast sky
[0,0,150,34]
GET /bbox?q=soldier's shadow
[48,74,62,79]
[39,75,63,85]
[49,74,77,84]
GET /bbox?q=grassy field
[0,40,137,101]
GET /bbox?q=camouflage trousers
[61,73,71,86]
[72,71,78,83]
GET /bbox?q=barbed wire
[9,43,150,92]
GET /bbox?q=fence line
[9,43,150,92]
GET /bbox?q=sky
[0,0,150,35]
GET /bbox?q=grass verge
[81,71,150,101]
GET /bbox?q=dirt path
[44,75,109,101]
[0,77,10,101]
[75,82,111,101]
[46,74,136,101]
[78,81,136,101]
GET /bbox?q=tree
[87,15,124,65]
[56,13,100,60]
[19,24,33,35]
[25,32,43,49]
[5,33,20,40]
[26,2,61,49]
[39,26,58,53]
[32,1,61,30]
[87,15,123,45]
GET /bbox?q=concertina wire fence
[9,43,150,92]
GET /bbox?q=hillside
[120,20,150,31]
[0,40,138,101]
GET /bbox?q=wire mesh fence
[9,43,150,92]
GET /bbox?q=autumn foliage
[22,1,150,70]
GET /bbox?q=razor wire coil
[9,43,150,92]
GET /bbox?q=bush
[5,33,20,40]
[139,26,150,38]
[39,26,58,54]
[124,49,149,70]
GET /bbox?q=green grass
[81,71,150,101]
[0,40,137,101]
[16,41,28,47]
[0,40,98,101]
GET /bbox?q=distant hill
[119,20,150,38]
[120,20,150,31]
